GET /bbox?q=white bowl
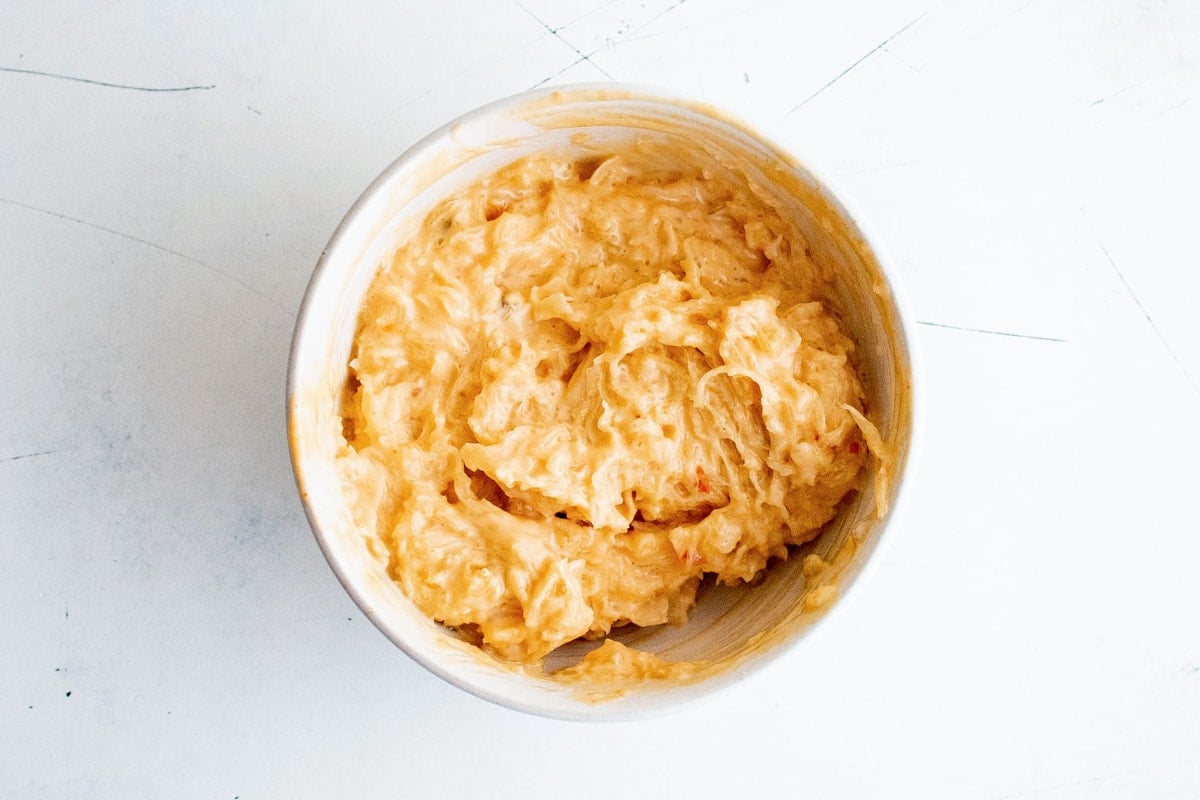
[287,85,919,720]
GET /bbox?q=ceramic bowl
[287,85,919,720]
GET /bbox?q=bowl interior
[288,87,915,719]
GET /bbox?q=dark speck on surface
[65,691,71,697]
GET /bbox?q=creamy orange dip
[336,139,872,680]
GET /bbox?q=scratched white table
[3,2,1198,798]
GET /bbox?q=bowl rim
[286,82,923,721]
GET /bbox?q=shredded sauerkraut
[337,140,874,675]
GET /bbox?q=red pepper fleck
[848,441,861,455]
[696,466,710,494]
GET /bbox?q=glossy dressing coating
[336,138,876,680]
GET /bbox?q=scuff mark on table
[781,13,927,118]
[1095,238,1199,395]
[1,449,57,464]
[917,320,1067,343]
[527,0,691,89]
[0,196,289,317]
[0,65,214,93]
[515,0,615,81]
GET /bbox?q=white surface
[1,1,1197,797]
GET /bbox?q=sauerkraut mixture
[337,140,872,677]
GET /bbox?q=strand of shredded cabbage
[336,139,875,678]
